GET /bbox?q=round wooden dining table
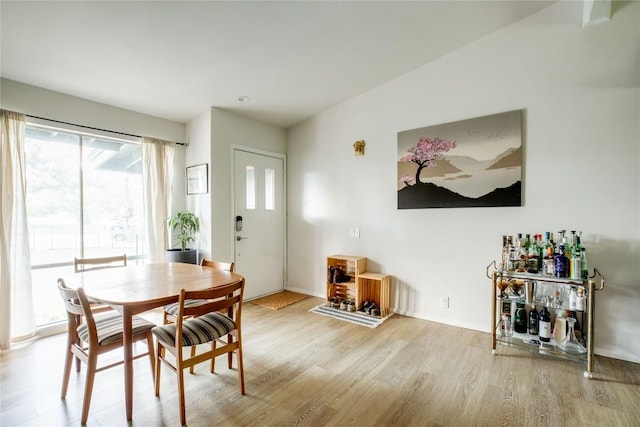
[66,262,244,421]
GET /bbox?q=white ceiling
[1,1,555,129]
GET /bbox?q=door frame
[230,144,287,292]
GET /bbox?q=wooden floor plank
[1,297,639,426]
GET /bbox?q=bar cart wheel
[584,371,593,379]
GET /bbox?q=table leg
[122,307,134,421]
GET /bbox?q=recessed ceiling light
[238,96,250,103]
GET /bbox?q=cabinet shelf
[495,329,588,364]
[488,261,605,379]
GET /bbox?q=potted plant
[165,210,200,264]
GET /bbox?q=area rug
[250,291,310,310]
[309,304,391,328]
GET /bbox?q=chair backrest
[200,258,235,273]
[74,254,127,273]
[175,278,245,347]
[57,279,98,345]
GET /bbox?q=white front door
[233,148,285,300]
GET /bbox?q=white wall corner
[582,0,612,27]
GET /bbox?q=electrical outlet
[440,296,449,309]
[350,227,360,238]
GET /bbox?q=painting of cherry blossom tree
[398,110,522,209]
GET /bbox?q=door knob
[236,235,248,241]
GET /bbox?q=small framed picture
[186,163,208,194]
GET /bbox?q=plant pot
[164,248,198,265]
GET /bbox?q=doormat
[309,304,391,328]
[250,291,310,310]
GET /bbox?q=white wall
[185,110,212,259]
[286,1,640,363]
[0,78,185,143]
[189,108,286,263]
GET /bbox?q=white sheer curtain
[142,138,175,263]
[0,109,36,349]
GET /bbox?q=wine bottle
[514,301,527,333]
[539,304,552,343]
[528,304,539,335]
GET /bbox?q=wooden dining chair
[57,279,156,425]
[162,258,235,324]
[152,278,245,426]
[74,254,127,273]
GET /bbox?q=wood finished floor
[1,296,639,427]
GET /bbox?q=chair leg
[74,315,82,372]
[227,333,233,369]
[210,340,216,373]
[189,346,197,374]
[177,365,187,426]
[61,341,74,399]
[236,340,245,395]
[155,343,163,397]
[81,351,98,425]
[146,332,156,388]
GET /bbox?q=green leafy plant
[168,210,200,251]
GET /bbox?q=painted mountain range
[397,146,522,209]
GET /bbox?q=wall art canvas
[397,110,522,209]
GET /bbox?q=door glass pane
[81,136,144,259]
[246,165,256,210]
[265,168,275,211]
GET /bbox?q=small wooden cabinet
[357,272,391,317]
[326,255,366,304]
[326,255,390,317]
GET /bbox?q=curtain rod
[25,114,187,146]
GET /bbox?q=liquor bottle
[502,235,514,271]
[514,301,527,333]
[501,235,508,270]
[573,234,582,258]
[537,234,544,262]
[542,232,555,276]
[528,304,539,335]
[516,233,527,272]
[554,244,569,278]
[580,247,589,280]
[570,230,577,252]
[576,288,585,311]
[527,235,540,273]
[569,287,578,310]
[570,251,582,280]
[558,230,570,259]
[539,304,552,343]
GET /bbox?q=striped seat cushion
[152,312,236,347]
[163,299,208,316]
[77,311,156,346]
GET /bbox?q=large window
[25,124,145,326]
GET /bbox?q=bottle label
[539,320,551,339]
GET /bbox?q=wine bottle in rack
[539,304,552,343]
